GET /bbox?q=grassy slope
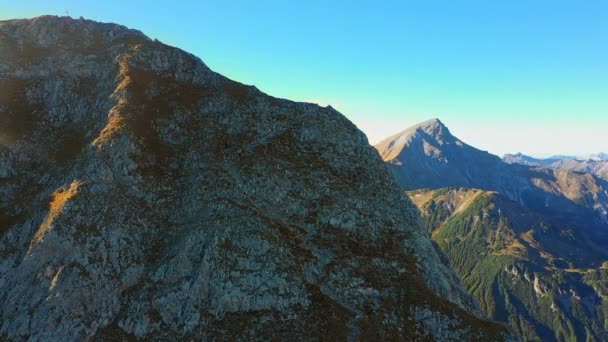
[410,188,608,341]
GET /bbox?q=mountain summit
[375,118,455,162]
[0,17,507,340]
[375,118,502,190]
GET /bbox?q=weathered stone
[0,15,509,341]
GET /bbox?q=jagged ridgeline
[0,16,508,340]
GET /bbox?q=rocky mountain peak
[414,118,450,138]
[0,17,508,340]
[374,119,502,190]
[374,118,456,163]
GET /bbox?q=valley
[377,121,608,341]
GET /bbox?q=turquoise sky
[2,1,607,156]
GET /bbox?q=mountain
[376,119,608,340]
[535,154,608,162]
[547,155,578,161]
[0,16,509,340]
[375,119,608,235]
[409,187,608,341]
[504,153,608,181]
[502,153,560,167]
[588,153,608,162]
[375,118,504,190]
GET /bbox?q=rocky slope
[409,187,608,341]
[375,119,608,234]
[0,16,508,340]
[504,153,608,181]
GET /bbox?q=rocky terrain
[0,16,509,341]
[409,187,608,341]
[375,119,608,234]
[504,153,608,181]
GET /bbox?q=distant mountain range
[529,153,608,162]
[375,118,608,232]
[503,153,608,181]
[590,153,608,161]
[376,119,608,341]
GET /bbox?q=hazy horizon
[2,0,606,157]
[359,116,607,159]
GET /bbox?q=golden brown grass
[30,180,84,248]
[93,110,126,146]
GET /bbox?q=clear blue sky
[2,0,607,157]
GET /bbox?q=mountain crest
[0,15,149,48]
[374,118,456,162]
[393,117,453,142]
[414,118,449,137]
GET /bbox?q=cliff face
[0,16,506,340]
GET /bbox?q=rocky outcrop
[0,16,507,340]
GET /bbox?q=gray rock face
[0,16,507,340]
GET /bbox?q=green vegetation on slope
[411,187,608,342]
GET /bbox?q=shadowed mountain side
[409,187,608,341]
